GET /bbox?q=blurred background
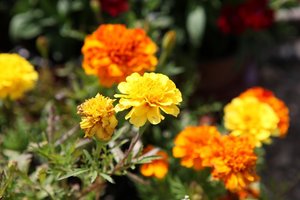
[1,0,300,199]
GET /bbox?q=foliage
[0,0,298,199]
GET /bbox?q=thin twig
[111,132,141,174]
[75,138,93,149]
[77,177,105,199]
[46,104,56,143]
[54,125,80,147]
[127,172,149,185]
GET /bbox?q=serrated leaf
[186,6,206,47]
[58,168,89,180]
[99,173,115,184]
[169,176,188,200]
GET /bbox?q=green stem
[111,123,149,174]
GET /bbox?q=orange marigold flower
[81,24,158,87]
[172,126,221,170]
[237,182,260,199]
[140,145,169,179]
[205,135,258,193]
[239,87,289,137]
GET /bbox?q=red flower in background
[217,0,274,34]
[100,0,129,16]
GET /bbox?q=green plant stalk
[111,123,148,174]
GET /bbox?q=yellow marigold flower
[205,135,258,193]
[140,145,169,179]
[0,53,38,100]
[82,24,158,87]
[114,72,182,127]
[224,96,279,147]
[172,126,221,170]
[239,87,289,137]
[77,94,118,141]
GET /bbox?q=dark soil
[260,60,300,200]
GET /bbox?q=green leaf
[9,10,43,40]
[109,125,130,143]
[150,16,173,28]
[57,0,70,17]
[110,139,129,150]
[135,155,161,164]
[99,173,115,184]
[90,171,98,183]
[186,6,206,47]
[83,149,93,163]
[169,176,188,200]
[58,168,89,180]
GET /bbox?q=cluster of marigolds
[0,23,289,200]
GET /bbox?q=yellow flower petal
[115,72,182,127]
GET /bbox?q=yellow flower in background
[77,94,118,141]
[224,96,279,147]
[0,53,38,100]
[81,24,158,87]
[140,145,169,179]
[239,87,290,137]
[114,72,182,127]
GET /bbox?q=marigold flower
[237,182,260,199]
[0,53,38,100]
[114,72,182,127]
[77,94,118,141]
[239,87,289,137]
[224,96,279,147]
[140,145,169,179]
[82,24,158,87]
[172,126,221,170]
[205,135,258,193]
[99,0,129,17]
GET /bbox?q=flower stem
[111,123,148,174]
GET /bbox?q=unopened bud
[90,0,101,14]
[36,36,49,58]
[162,30,176,53]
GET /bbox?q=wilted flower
[204,135,258,193]
[99,0,129,17]
[115,72,182,127]
[82,24,158,87]
[140,145,169,179]
[172,126,221,170]
[0,53,38,100]
[77,94,118,141]
[224,96,279,147]
[239,87,289,137]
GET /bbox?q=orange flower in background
[239,87,289,137]
[205,135,258,193]
[82,24,158,87]
[237,182,260,199]
[172,126,221,170]
[140,145,169,179]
